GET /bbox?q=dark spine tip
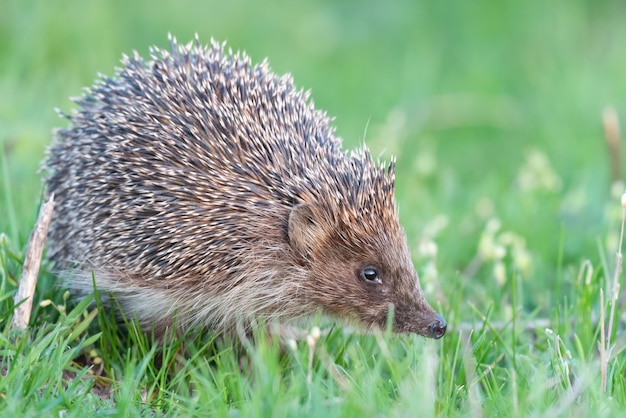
[428,314,447,339]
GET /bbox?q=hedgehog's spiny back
[45,36,397,278]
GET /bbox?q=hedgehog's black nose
[428,314,447,339]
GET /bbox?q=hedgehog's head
[287,152,446,339]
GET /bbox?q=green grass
[2,0,626,415]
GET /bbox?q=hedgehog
[43,35,447,340]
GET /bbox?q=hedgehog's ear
[288,203,327,257]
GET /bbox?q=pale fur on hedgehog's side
[44,35,446,339]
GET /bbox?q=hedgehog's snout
[427,314,447,339]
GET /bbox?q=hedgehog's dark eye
[360,268,382,284]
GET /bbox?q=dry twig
[603,107,622,183]
[12,195,55,330]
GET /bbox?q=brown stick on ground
[603,107,621,183]
[12,195,55,330]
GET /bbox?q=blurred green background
[2,0,626,321]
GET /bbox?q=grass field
[2,0,626,416]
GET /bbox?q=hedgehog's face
[287,203,446,339]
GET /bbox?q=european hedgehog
[44,35,447,340]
